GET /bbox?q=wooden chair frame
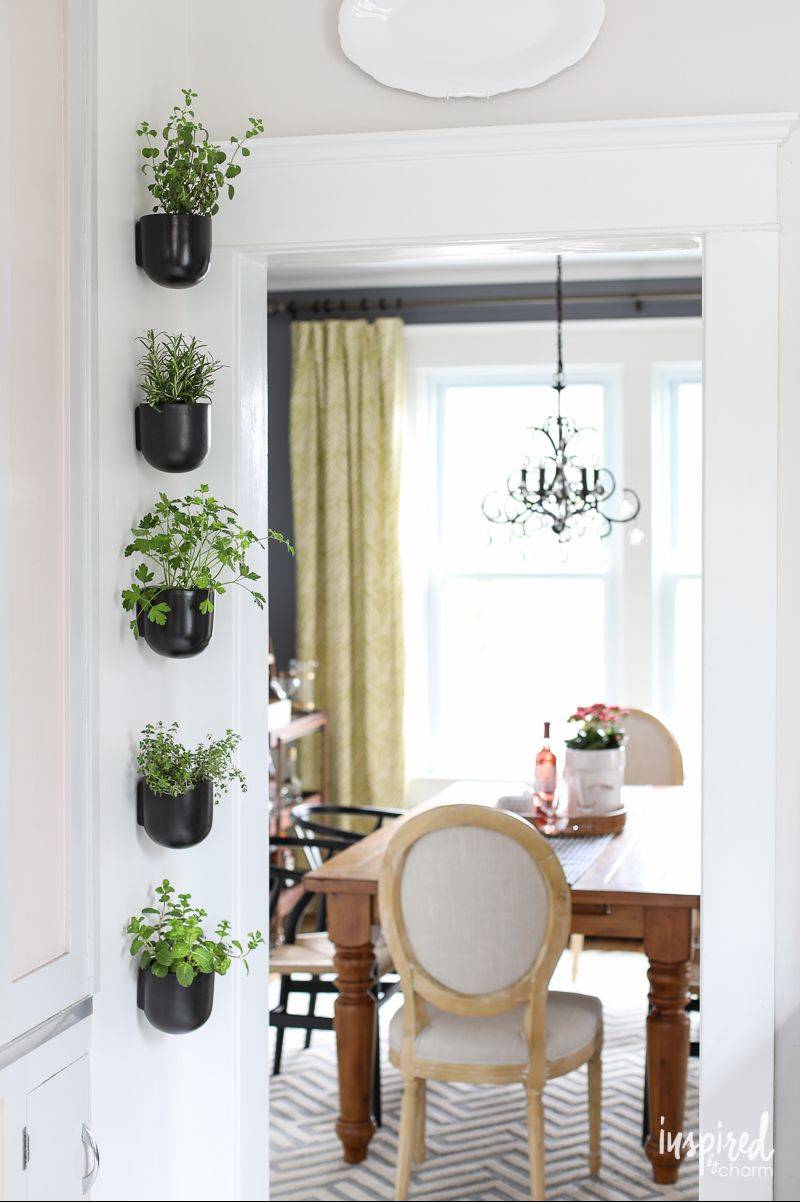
[379,803,602,1200]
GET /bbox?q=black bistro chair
[269,829,400,1125]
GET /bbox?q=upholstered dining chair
[379,804,603,1201]
[622,708,684,787]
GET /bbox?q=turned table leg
[328,892,377,1164]
[644,906,692,1185]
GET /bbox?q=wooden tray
[526,807,627,837]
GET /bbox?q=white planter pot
[564,746,626,816]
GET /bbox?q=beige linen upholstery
[400,826,548,994]
[389,990,602,1068]
[379,804,602,1200]
[623,708,684,786]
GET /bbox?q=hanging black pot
[137,778,214,848]
[135,402,211,473]
[135,213,212,288]
[137,967,214,1034]
[137,588,214,658]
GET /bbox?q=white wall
[88,2,800,1197]
[187,0,800,137]
[92,4,268,1199]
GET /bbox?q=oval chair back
[622,708,684,786]
[379,803,570,1080]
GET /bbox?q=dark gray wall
[266,278,702,667]
[267,312,295,667]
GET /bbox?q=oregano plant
[137,721,246,799]
[120,483,293,635]
[136,88,263,216]
[137,329,223,408]
[127,879,264,988]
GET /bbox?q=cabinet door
[0,0,93,1044]
[25,1055,91,1201]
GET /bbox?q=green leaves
[136,720,247,799]
[175,961,195,987]
[125,878,265,988]
[136,90,263,217]
[120,485,292,638]
[136,329,223,409]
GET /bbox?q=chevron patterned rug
[269,951,699,1201]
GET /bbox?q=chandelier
[483,256,641,542]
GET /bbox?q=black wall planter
[135,214,212,288]
[135,402,211,473]
[138,968,214,1034]
[138,588,214,658]
[137,778,214,848]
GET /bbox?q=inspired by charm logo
[659,1112,774,1178]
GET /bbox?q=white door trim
[220,114,793,1199]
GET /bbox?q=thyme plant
[137,721,246,799]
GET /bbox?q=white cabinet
[0,0,93,1049]
[25,1055,93,1201]
[0,1017,92,1201]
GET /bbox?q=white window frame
[402,319,703,784]
[652,366,704,762]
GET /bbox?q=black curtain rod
[268,286,701,320]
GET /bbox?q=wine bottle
[534,721,557,804]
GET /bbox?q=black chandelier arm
[562,423,599,455]
[528,424,560,458]
[594,465,618,503]
[597,487,642,525]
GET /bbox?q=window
[654,375,703,781]
[402,320,702,788]
[426,376,612,779]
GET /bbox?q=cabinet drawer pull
[81,1124,100,1194]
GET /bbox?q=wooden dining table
[304,781,700,1186]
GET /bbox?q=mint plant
[136,88,263,216]
[137,329,223,408]
[121,483,293,635]
[137,721,246,799]
[127,880,264,988]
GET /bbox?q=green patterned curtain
[289,317,405,807]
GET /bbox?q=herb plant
[137,721,246,799]
[127,879,264,988]
[136,88,263,216]
[137,329,223,409]
[566,703,628,751]
[120,483,293,635]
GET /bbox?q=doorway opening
[267,242,703,1201]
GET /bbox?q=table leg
[328,892,377,1164]
[643,906,692,1185]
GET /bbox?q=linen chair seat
[271,930,394,977]
[389,990,601,1071]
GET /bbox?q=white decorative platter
[338,0,606,99]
